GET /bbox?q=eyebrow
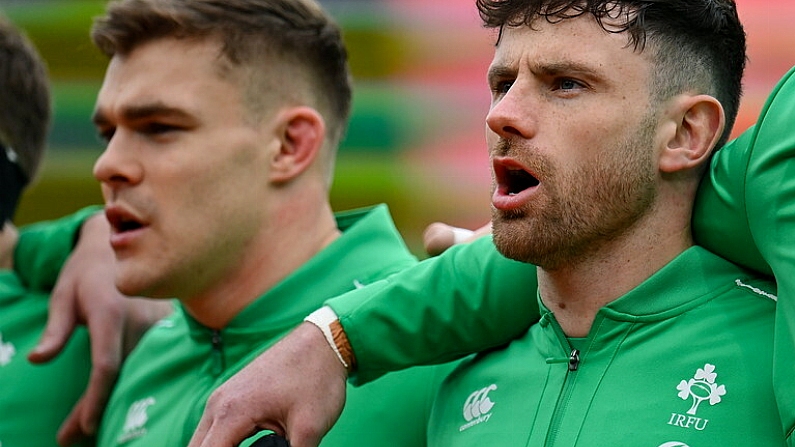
[536,61,601,77]
[92,102,194,127]
[488,59,602,84]
[487,64,517,85]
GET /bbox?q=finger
[77,358,119,436]
[423,222,457,257]
[78,305,125,435]
[187,411,213,447]
[283,419,324,447]
[192,420,238,447]
[57,399,88,446]
[190,415,261,447]
[28,287,78,363]
[190,390,282,447]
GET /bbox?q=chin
[492,216,568,269]
[492,218,534,263]
[114,272,158,299]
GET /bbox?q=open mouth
[105,208,145,234]
[494,161,540,196]
[505,168,539,195]
[116,219,144,232]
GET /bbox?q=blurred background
[4,0,795,256]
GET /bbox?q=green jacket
[326,66,795,442]
[96,205,456,447]
[1,207,99,447]
[428,247,782,446]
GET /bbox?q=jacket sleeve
[14,206,103,291]
[697,66,795,442]
[327,235,541,384]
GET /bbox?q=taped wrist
[304,306,356,373]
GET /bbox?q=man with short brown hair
[83,1,455,446]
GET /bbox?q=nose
[93,130,143,189]
[485,84,536,140]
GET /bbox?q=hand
[189,322,348,447]
[423,221,492,256]
[26,213,172,446]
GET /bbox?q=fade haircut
[477,0,746,148]
[0,16,50,182]
[91,0,353,153]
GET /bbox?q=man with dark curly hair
[425,0,782,444]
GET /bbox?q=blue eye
[555,78,585,91]
[561,80,577,89]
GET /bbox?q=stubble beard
[492,116,659,270]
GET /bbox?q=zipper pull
[568,349,580,371]
[544,348,581,371]
[211,329,225,376]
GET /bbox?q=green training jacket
[428,247,782,446]
[95,205,456,447]
[1,208,98,447]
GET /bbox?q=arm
[189,237,539,447]
[694,66,795,441]
[330,235,539,383]
[14,206,102,290]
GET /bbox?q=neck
[182,194,341,330]
[0,221,18,270]
[538,211,692,338]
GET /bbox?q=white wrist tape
[451,227,475,244]
[304,306,348,369]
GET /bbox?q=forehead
[490,14,652,82]
[95,37,245,117]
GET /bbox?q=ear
[270,106,326,183]
[658,94,725,174]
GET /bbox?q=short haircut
[91,0,353,150]
[477,0,746,148]
[0,15,51,182]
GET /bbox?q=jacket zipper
[544,316,581,446]
[210,329,225,376]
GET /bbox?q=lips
[104,205,148,250]
[492,157,540,211]
[105,206,145,233]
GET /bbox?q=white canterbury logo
[118,397,155,443]
[459,384,497,432]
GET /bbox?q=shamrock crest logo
[676,364,726,415]
[0,332,16,367]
